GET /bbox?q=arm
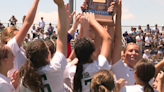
[155,60,164,77]
[112,0,122,64]
[15,0,39,47]
[85,13,114,61]
[54,0,67,57]
[65,3,76,31]
[68,13,81,36]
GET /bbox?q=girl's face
[125,45,141,68]
[3,46,15,71]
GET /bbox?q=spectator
[38,17,45,30]
[125,32,135,44]
[31,25,37,39]
[73,30,79,40]
[27,34,32,42]
[0,23,5,31]
[160,26,164,33]
[47,23,54,36]
[136,32,143,54]
[131,28,137,38]
[144,24,151,33]
[145,33,152,49]
[137,25,142,33]
[123,31,128,38]
[152,24,159,35]
[9,15,17,26]
[22,15,26,24]
[50,31,57,39]
[143,49,151,60]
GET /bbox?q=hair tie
[1,45,6,59]
[98,83,104,86]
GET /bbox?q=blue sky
[0,0,164,32]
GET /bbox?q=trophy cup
[84,0,114,25]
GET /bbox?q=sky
[0,0,164,32]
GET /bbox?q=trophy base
[95,14,114,26]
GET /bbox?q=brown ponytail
[73,62,83,92]
[91,70,115,92]
[19,39,49,92]
[134,59,155,92]
[19,59,43,92]
[73,38,95,92]
[144,82,154,92]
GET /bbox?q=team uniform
[120,85,159,92]
[0,73,19,92]
[6,37,26,77]
[66,55,111,92]
[112,59,154,86]
[20,51,67,92]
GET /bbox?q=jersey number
[41,74,52,92]
[84,79,92,85]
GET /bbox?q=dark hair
[0,44,9,64]
[19,39,49,92]
[73,38,95,92]
[44,40,56,58]
[91,69,115,92]
[134,59,155,92]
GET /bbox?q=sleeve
[63,63,72,79]
[6,37,20,55]
[119,86,126,92]
[97,55,110,69]
[136,36,139,40]
[51,51,67,72]
[67,33,73,44]
[0,83,13,92]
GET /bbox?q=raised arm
[15,0,39,47]
[112,0,122,65]
[54,0,67,57]
[85,13,114,61]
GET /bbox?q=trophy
[84,0,114,25]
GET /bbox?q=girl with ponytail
[120,59,156,92]
[69,11,115,92]
[90,69,115,92]
[19,0,68,91]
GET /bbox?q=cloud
[122,13,135,20]
[122,8,135,20]
[122,8,129,13]
[34,11,58,24]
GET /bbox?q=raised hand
[65,3,76,24]
[83,12,96,25]
[53,0,64,6]
[72,13,81,30]
[116,78,127,92]
[11,70,20,89]
[80,0,88,12]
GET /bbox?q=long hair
[73,38,95,92]
[134,59,155,92]
[44,40,56,58]
[19,39,49,92]
[91,69,115,92]
[1,26,18,44]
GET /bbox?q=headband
[1,45,6,59]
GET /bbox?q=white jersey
[0,73,18,92]
[112,59,154,86]
[120,85,159,92]
[7,37,26,77]
[20,52,67,92]
[68,55,111,92]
